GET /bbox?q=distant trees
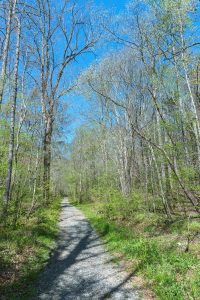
[68,0,200,218]
[0,0,97,222]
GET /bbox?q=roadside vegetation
[73,195,200,300]
[0,197,61,300]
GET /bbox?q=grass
[0,197,61,300]
[75,201,200,300]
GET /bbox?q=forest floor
[0,197,61,300]
[75,200,200,300]
[1,197,199,299]
[33,198,141,299]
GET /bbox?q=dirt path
[34,198,140,299]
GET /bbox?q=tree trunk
[27,149,40,217]
[149,145,171,217]
[3,14,21,211]
[0,0,16,110]
[43,115,53,203]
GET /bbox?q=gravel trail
[34,198,141,300]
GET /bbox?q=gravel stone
[34,198,141,299]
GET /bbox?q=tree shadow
[33,201,140,299]
[100,262,143,299]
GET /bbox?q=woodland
[0,0,200,299]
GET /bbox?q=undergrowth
[75,198,200,300]
[0,197,61,300]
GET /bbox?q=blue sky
[65,0,128,143]
[94,0,127,12]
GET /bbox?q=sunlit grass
[77,202,200,300]
[0,197,61,300]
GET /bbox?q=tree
[4,10,21,210]
[75,0,200,216]
[0,0,17,111]
[27,0,98,202]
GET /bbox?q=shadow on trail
[100,263,143,300]
[34,201,140,299]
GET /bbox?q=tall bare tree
[3,6,21,211]
[28,0,98,201]
[0,0,17,111]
